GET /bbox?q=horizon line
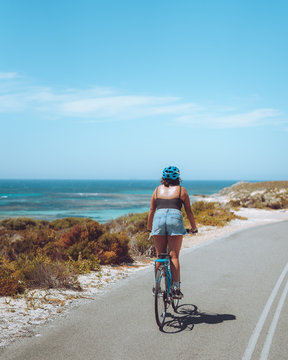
[0,178,285,182]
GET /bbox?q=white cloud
[176,108,283,128]
[0,72,18,79]
[60,96,179,117]
[0,74,285,128]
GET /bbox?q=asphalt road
[1,221,288,360]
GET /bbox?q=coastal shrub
[0,257,24,296]
[281,198,288,208]
[0,255,17,273]
[105,212,148,236]
[58,222,131,264]
[59,224,83,249]
[67,253,100,274]
[42,240,64,261]
[0,213,151,295]
[65,240,98,261]
[58,222,105,264]
[7,227,55,260]
[252,201,266,209]
[83,221,105,241]
[228,200,241,209]
[0,227,10,257]
[0,218,49,230]
[183,201,243,227]
[105,212,150,257]
[0,277,24,296]
[97,232,132,264]
[190,201,218,215]
[59,222,104,249]
[19,254,81,290]
[130,231,154,256]
[50,217,94,230]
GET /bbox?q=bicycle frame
[154,255,172,296]
[154,252,181,327]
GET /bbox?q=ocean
[0,179,238,223]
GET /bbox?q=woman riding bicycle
[147,166,197,299]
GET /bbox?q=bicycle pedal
[171,289,183,299]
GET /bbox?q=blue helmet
[162,166,180,180]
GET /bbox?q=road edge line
[242,262,288,360]
[260,277,288,360]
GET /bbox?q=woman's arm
[147,189,157,231]
[182,188,197,230]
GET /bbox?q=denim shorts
[151,208,186,236]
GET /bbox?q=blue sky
[0,0,287,180]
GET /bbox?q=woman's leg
[153,235,168,272]
[153,235,168,257]
[167,235,183,283]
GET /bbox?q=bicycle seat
[158,253,170,259]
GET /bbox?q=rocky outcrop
[218,181,288,209]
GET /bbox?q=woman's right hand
[186,228,198,234]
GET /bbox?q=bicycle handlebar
[186,228,198,234]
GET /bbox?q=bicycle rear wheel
[154,266,168,328]
[172,297,179,311]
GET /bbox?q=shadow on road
[161,304,236,334]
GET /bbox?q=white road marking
[260,277,288,360]
[242,262,288,360]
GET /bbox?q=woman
[147,166,197,299]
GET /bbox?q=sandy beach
[1,207,288,349]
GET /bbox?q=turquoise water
[0,179,239,223]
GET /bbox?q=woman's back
[155,185,183,211]
[156,184,182,199]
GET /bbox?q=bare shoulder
[181,186,188,194]
[152,186,160,197]
[181,186,189,200]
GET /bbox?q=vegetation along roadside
[0,201,246,297]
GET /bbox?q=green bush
[183,201,244,227]
[50,217,94,230]
[0,217,39,230]
[67,253,100,274]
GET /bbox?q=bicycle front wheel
[154,266,168,328]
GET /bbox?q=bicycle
[154,252,180,328]
[153,228,198,328]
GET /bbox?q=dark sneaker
[172,288,183,299]
[152,287,155,295]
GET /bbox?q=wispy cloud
[59,95,180,119]
[176,108,283,128]
[0,73,285,128]
[0,72,18,79]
